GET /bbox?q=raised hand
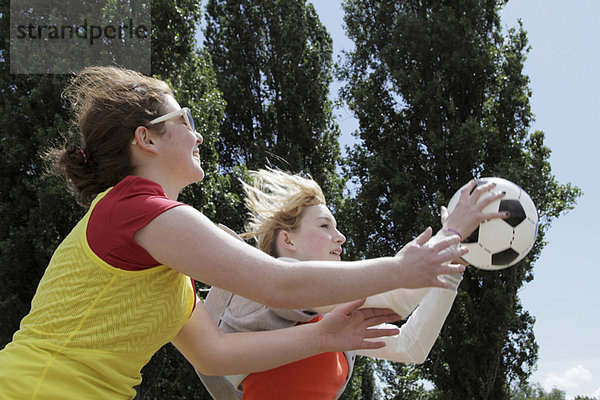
[441,179,509,240]
[316,299,401,352]
[393,227,467,289]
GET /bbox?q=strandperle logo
[10,0,151,74]
[14,19,149,46]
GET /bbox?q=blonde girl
[201,168,504,399]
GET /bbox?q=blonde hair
[241,169,326,256]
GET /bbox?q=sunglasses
[149,107,196,133]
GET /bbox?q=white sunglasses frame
[149,107,196,133]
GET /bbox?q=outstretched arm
[135,207,466,309]
[172,299,400,376]
[356,273,461,364]
[313,232,465,364]
[135,179,501,309]
[312,287,429,319]
[355,226,466,364]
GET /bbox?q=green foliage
[135,344,210,400]
[509,385,597,400]
[339,356,376,400]
[0,3,79,340]
[509,382,577,400]
[151,0,203,79]
[9,0,152,74]
[337,0,581,399]
[378,360,431,400]
[340,357,431,400]
[203,0,344,227]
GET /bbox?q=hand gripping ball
[447,177,539,270]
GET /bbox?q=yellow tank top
[0,188,195,399]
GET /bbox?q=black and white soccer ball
[447,177,539,270]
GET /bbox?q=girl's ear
[277,230,296,252]
[132,126,159,154]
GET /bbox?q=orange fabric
[241,316,348,400]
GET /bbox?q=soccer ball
[447,177,539,270]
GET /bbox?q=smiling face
[282,204,346,262]
[154,95,205,186]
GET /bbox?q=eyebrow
[316,216,337,227]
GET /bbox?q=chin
[195,167,205,182]
[185,172,204,187]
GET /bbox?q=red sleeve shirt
[87,176,187,271]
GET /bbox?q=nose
[335,229,346,245]
[196,131,203,145]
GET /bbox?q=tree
[203,0,344,229]
[510,382,573,400]
[339,356,377,400]
[337,0,581,399]
[9,0,152,74]
[0,0,75,348]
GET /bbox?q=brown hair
[46,66,174,206]
[240,169,326,257]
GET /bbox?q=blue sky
[309,0,600,398]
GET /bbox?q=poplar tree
[203,0,343,222]
[337,1,581,399]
